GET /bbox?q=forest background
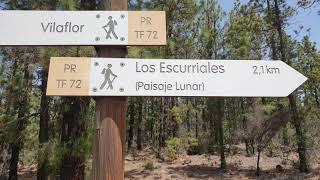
[0,0,319,179]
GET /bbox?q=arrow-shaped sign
[46,57,307,97]
[0,11,166,46]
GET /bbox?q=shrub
[266,140,281,157]
[186,137,201,155]
[143,160,155,170]
[208,144,220,154]
[165,137,182,161]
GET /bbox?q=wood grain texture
[93,0,128,179]
[95,97,127,180]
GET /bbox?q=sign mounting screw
[121,14,125,19]
[120,63,125,67]
[96,14,100,19]
[120,37,125,41]
[93,88,97,92]
[119,88,124,92]
[95,37,100,41]
[94,62,99,66]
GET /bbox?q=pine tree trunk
[60,156,85,180]
[240,98,250,155]
[150,98,155,142]
[267,0,278,61]
[186,98,191,133]
[195,111,199,139]
[136,98,143,151]
[208,99,215,152]
[163,98,168,145]
[60,97,90,180]
[8,61,32,180]
[8,144,20,180]
[157,97,165,158]
[273,0,310,172]
[256,150,261,176]
[37,69,50,180]
[208,97,226,167]
[217,98,226,169]
[214,116,219,146]
[5,59,18,180]
[127,98,135,152]
[288,94,310,172]
[171,97,179,137]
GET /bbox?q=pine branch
[0,112,40,129]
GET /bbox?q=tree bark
[136,97,143,151]
[159,98,165,147]
[256,150,261,176]
[208,97,226,168]
[195,111,199,139]
[8,144,20,180]
[273,0,310,172]
[240,98,250,155]
[186,98,191,133]
[60,97,90,180]
[127,98,135,152]
[37,69,50,180]
[217,98,226,169]
[60,156,85,180]
[288,94,310,172]
[150,98,155,141]
[9,60,32,180]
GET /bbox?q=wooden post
[93,0,127,179]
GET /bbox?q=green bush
[266,140,281,157]
[143,160,155,170]
[165,137,182,161]
[186,137,201,155]
[208,144,220,154]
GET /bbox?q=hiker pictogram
[100,64,117,90]
[102,16,118,40]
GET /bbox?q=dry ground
[124,147,320,180]
[124,153,320,179]
[15,146,320,180]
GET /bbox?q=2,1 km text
[252,65,280,75]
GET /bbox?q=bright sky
[218,0,320,49]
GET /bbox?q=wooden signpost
[93,1,128,180]
[94,1,129,180]
[0,0,165,179]
[46,57,307,97]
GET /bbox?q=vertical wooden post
[94,0,128,179]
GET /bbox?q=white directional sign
[0,11,166,45]
[46,57,307,97]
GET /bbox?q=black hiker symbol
[100,64,117,90]
[102,16,118,40]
